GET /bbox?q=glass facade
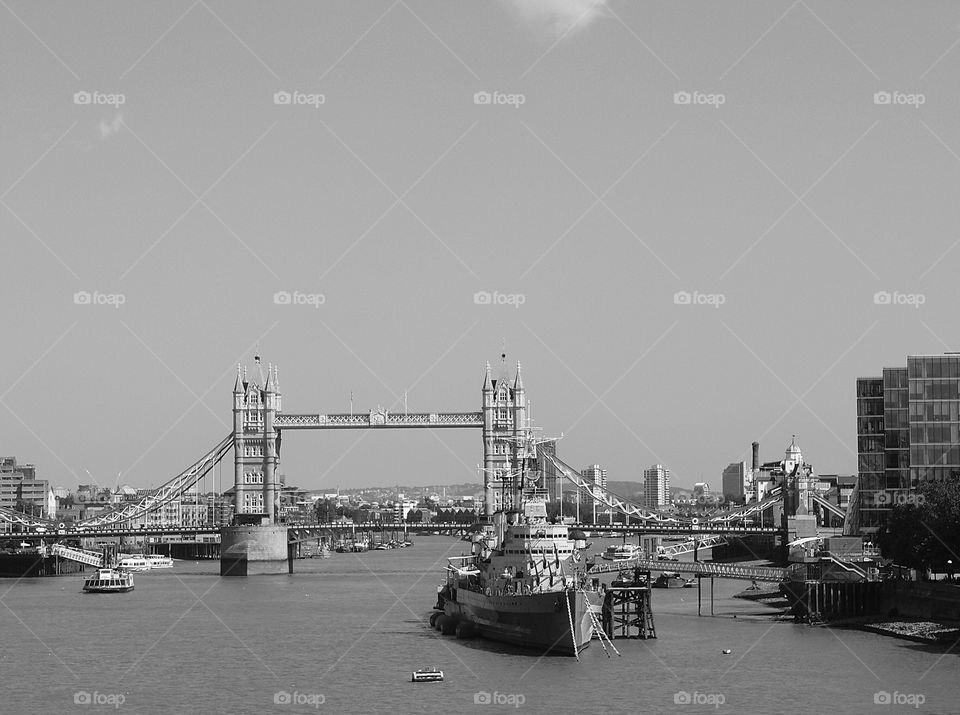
[907,355,960,484]
[883,367,909,491]
[856,377,885,529]
[856,354,960,531]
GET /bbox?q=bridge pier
[220,525,289,576]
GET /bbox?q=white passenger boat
[145,554,174,569]
[116,556,151,572]
[83,568,135,593]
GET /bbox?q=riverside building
[856,353,960,532]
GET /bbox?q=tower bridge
[1,354,819,575]
[229,356,523,530]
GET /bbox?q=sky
[3,1,960,495]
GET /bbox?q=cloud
[500,0,613,36]
[98,113,124,140]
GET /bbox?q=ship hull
[442,587,597,656]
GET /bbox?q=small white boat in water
[83,568,135,593]
[116,556,151,572]
[602,544,641,562]
[145,554,174,569]
[411,668,443,683]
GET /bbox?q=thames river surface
[1,536,956,715]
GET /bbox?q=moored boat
[116,556,151,572]
[145,554,174,569]
[83,567,135,593]
[432,472,600,655]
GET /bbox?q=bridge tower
[224,356,287,575]
[231,358,282,523]
[262,364,279,524]
[481,360,528,518]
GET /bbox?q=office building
[856,353,960,531]
[0,457,55,521]
[722,461,748,502]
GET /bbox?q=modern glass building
[856,354,960,531]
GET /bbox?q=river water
[0,536,956,714]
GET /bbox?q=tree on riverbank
[879,479,960,574]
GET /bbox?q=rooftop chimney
[752,441,760,471]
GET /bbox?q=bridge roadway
[12,526,222,540]
[263,522,785,538]
[9,521,785,540]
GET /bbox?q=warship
[432,423,601,656]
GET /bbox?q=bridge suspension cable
[0,505,51,529]
[75,433,234,529]
[537,448,681,524]
[536,446,782,528]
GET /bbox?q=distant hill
[563,481,692,502]
[603,481,644,499]
[306,482,482,497]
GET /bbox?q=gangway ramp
[587,557,788,582]
[50,544,104,568]
[659,535,727,557]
